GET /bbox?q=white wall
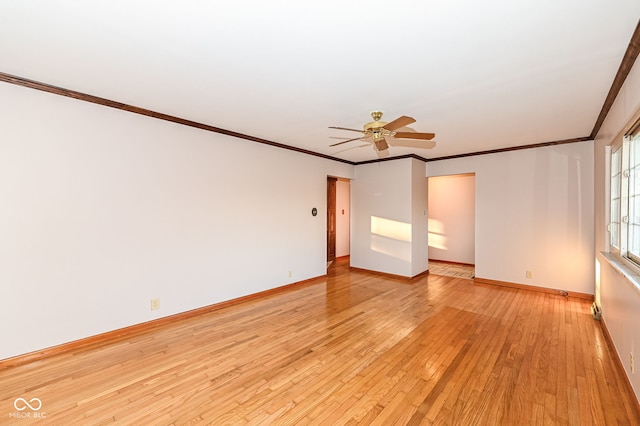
[427,141,594,294]
[351,159,412,277]
[594,51,640,401]
[428,174,475,264]
[411,159,429,277]
[0,82,354,360]
[335,179,350,257]
[350,158,428,278]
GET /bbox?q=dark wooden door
[327,177,337,262]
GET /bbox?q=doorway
[327,177,337,263]
[327,177,350,266]
[427,173,475,278]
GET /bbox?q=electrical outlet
[631,352,635,374]
[526,270,533,279]
[288,270,292,278]
[151,298,160,310]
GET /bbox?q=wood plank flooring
[1,257,638,425]
[428,261,475,280]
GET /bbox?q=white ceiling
[1,1,639,163]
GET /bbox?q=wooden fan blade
[373,137,389,151]
[394,131,435,140]
[329,137,364,147]
[329,126,363,133]
[377,149,390,159]
[383,116,416,131]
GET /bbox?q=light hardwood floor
[428,261,475,280]
[1,258,638,425]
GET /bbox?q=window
[610,145,621,250]
[610,124,640,265]
[628,134,640,263]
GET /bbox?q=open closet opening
[427,173,476,279]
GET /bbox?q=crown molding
[0,72,355,166]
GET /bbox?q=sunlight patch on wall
[428,218,448,250]
[370,216,411,261]
[371,216,411,241]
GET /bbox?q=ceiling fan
[329,111,435,152]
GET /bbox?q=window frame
[610,117,640,267]
[610,142,622,253]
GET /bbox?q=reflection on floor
[328,258,473,280]
[429,260,475,280]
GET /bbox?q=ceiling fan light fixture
[329,111,435,154]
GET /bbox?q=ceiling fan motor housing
[364,120,388,131]
[365,111,387,131]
